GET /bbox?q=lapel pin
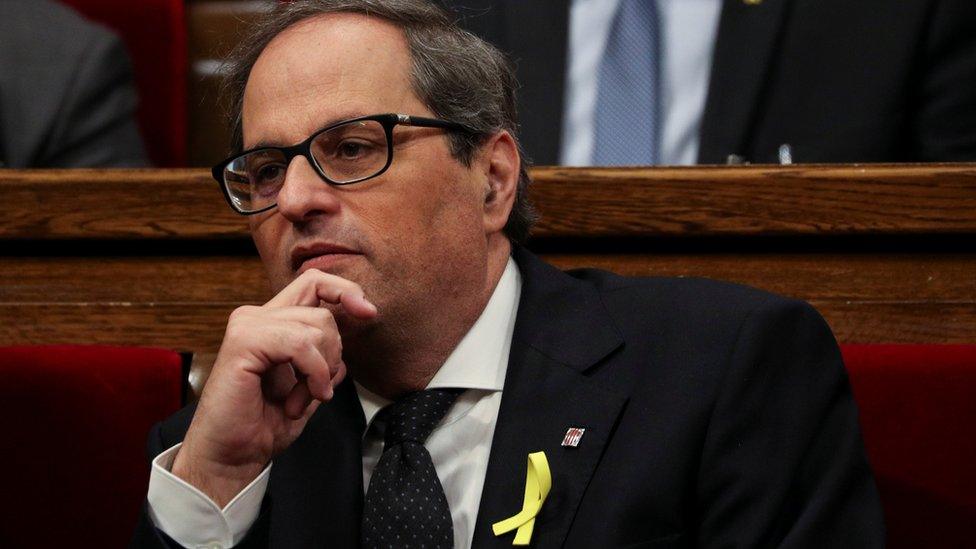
[743,0,763,5]
[561,427,586,448]
[493,451,552,546]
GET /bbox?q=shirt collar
[355,257,522,430]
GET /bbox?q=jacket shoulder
[564,267,830,357]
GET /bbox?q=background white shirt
[561,0,723,166]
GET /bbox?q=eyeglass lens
[222,119,390,212]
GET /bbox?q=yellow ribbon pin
[492,451,552,545]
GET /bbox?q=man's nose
[275,156,341,222]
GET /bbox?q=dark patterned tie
[361,389,462,549]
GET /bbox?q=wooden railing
[3,165,975,390]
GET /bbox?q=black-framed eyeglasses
[211,113,471,215]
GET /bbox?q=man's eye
[255,164,285,182]
[337,140,369,159]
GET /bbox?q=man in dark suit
[445,0,976,165]
[133,1,883,547]
[0,0,148,168]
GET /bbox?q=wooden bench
[2,165,975,393]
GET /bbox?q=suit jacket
[445,0,976,165]
[0,0,148,168]
[133,248,883,547]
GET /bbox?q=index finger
[265,269,378,318]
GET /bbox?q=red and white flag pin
[561,427,586,447]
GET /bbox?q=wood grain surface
[0,256,272,303]
[2,253,974,347]
[530,164,976,237]
[3,253,973,303]
[544,253,976,301]
[4,165,976,239]
[3,165,975,384]
[3,301,973,351]
[1,169,243,239]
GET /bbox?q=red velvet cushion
[843,344,976,549]
[2,342,972,546]
[60,0,188,166]
[0,345,184,547]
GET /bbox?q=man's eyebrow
[244,111,373,150]
[247,139,277,150]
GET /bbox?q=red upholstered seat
[1,342,972,545]
[843,344,976,549]
[0,345,185,548]
[59,0,188,166]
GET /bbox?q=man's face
[243,14,495,335]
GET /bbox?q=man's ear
[480,130,520,235]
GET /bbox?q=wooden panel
[188,1,272,62]
[530,165,976,237]
[813,303,976,344]
[0,170,244,239]
[4,165,976,239]
[543,254,976,302]
[3,254,974,304]
[187,1,275,167]
[0,304,236,353]
[2,302,973,350]
[3,165,974,381]
[188,72,231,168]
[0,256,270,303]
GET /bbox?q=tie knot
[380,388,461,447]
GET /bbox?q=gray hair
[221,0,536,242]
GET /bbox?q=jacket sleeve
[914,0,976,160]
[695,298,885,548]
[130,413,272,548]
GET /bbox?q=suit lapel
[473,249,628,548]
[698,0,793,163]
[268,379,365,548]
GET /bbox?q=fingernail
[360,294,377,313]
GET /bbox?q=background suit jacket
[133,248,884,547]
[444,0,976,165]
[0,0,147,168]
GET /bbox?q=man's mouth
[290,243,362,274]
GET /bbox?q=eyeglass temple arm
[395,114,468,132]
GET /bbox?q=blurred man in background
[0,0,148,168]
[447,0,976,166]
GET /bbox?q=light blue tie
[593,0,660,166]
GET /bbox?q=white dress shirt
[147,258,522,548]
[561,0,723,166]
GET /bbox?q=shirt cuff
[146,443,271,548]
